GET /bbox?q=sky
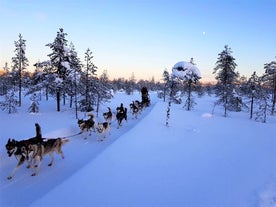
[0,0,275,82]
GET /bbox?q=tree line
[163,46,276,124]
[0,28,159,117]
[0,29,275,123]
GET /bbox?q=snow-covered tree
[25,66,45,99]
[3,62,9,73]
[80,48,97,112]
[162,69,170,102]
[111,77,126,91]
[126,72,136,95]
[228,89,245,112]
[165,75,177,127]
[67,42,82,118]
[28,93,39,113]
[11,33,29,106]
[99,70,113,94]
[99,69,109,83]
[33,60,57,101]
[263,58,276,115]
[94,77,113,117]
[255,90,270,123]
[240,71,263,119]
[213,45,239,117]
[0,62,11,95]
[46,28,71,111]
[0,89,18,113]
[172,60,201,111]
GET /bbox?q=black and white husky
[5,123,43,179]
[130,101,139,119]
[77,113,95,139]
[96,122,111,141]
[103,107,113,123]
[116,104,127,128]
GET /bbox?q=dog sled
[141,86,150,107]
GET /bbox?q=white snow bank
[30,101,276,207]
[259,181,276,207]
[1,93,276,207]
[202,113,213,118]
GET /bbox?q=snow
[265,61,276,74]
[61,61,71,70]
[54,77,63,84]
[34,60,51,67]
[172,61,201,81]
[0,91,276,207]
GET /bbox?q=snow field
[0,92,276,207]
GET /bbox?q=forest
[0,28,275,123]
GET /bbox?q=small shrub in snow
[79,99,94,112]
[0,90,18,114]
[28,93,39,113]
[255,96,269,123]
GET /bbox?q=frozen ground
[0,91,276,207]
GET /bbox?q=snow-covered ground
[0,91,276,207]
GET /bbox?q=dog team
[5,100,149,180]
[78,100,146,140]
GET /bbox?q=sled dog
[5,123,43,179]
[28,138,69,176]
[96,122,111,141]
[78,113,95,139]
[130,101,139,119]
[103,107,113,123]
[116,104,127,128]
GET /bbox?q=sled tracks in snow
[0,100,158,207]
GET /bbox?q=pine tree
[0,89,18,114]
[213,45,239,117]
[81,48,97,112]
[28,93,39,113]
[99,70,113,96]
[46,28,71,111]
[0,62,10,95]
[263,58,276,115]
[184,58,201,111]
[67,42,82,118]
[95,75,113,117]
[25,66,45,99]
[33,60,56,101]
[166,77,178,127]
[164,69,180,127]
[99,70,109,83]
[172,59,201,111]
[11,33,29,107]
[127,72,136,95]
[162,69,170,102]
[255,90,270,123]
[241,71,263,119]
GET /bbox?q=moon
[202,31,206,36]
